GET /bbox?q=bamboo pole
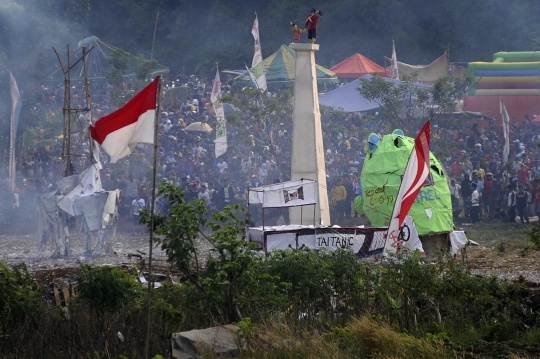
[145,75,162,359]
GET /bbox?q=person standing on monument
[304,8,322,44]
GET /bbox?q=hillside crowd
[2,75,540,229]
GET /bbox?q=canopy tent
[318,74,431,113]
[234,45,338,89]
[330,53,387,78]
[385,53,449,83]
[45,36,169,84]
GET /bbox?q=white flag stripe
[101,109,155,163]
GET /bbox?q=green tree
[139,180,282,323]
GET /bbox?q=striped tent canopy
[234,44,338,89]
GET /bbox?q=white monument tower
[289,43,331,225]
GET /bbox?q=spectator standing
[216,157,228,174]
[130,193,146,235]
[507,184,517,222]
[343,175,354,218]
[516,184,530,224]
[470,183,480,224]
[330,178,347,221]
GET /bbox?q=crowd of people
[2,74,540,230]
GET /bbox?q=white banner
[251,14,267,92]
[9,72,21,192]
[214,102,227,158]
[248,179,317,208]
[391,40,399,80]
[210,68,221,104]
[501,99,510,163]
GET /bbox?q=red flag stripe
[90,77,158,145]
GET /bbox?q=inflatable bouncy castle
[464,51,540,121]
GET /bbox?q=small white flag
[210,68,221,104]
[391,40,399,80]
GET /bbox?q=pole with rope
[144,75,162,359]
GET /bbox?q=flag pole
[145,75,162,359]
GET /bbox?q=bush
[0,262,42,333]
[75,264,142,312]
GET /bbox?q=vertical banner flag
[384,120,431,256]
[211,66,227,158]
[214,102,227,158]
[244,62,259,90]
[251,13,267,92]
[501,99,510,163]
[391,40,399,80]
[9,73,22,192]
[90,77,158,163]
[210,68,221,104]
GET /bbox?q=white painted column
[289,43,331,226]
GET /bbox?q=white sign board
[248,179,317,208]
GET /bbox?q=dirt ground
[0,216,171,273]
[1,216,539,285]
[459,221,540,284]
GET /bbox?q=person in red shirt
[290,22,303,43]
[304,8,322,44]
[451,160,462,178]
[518,166,529,186]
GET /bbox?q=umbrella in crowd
[185,122,213,133]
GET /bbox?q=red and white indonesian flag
[391,40,399,80]
[90,77,158,163]
[384,120,431,256]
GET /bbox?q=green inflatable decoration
[356,130,453,235]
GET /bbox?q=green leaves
[75,264,141,312]
[0,263,42,326]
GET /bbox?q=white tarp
[248,179,317,208]
[385,53,449,83]
[449,230,468,256]
[57,165,103,216]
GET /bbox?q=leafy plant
[75,264,141,312]
[139,181,282,323]
[0,263,42,326]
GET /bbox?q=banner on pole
[501,99,510,163]
[391,40,399,80]
[251,13,267,92]
[214,102,227,158]
[9,72,22,191]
